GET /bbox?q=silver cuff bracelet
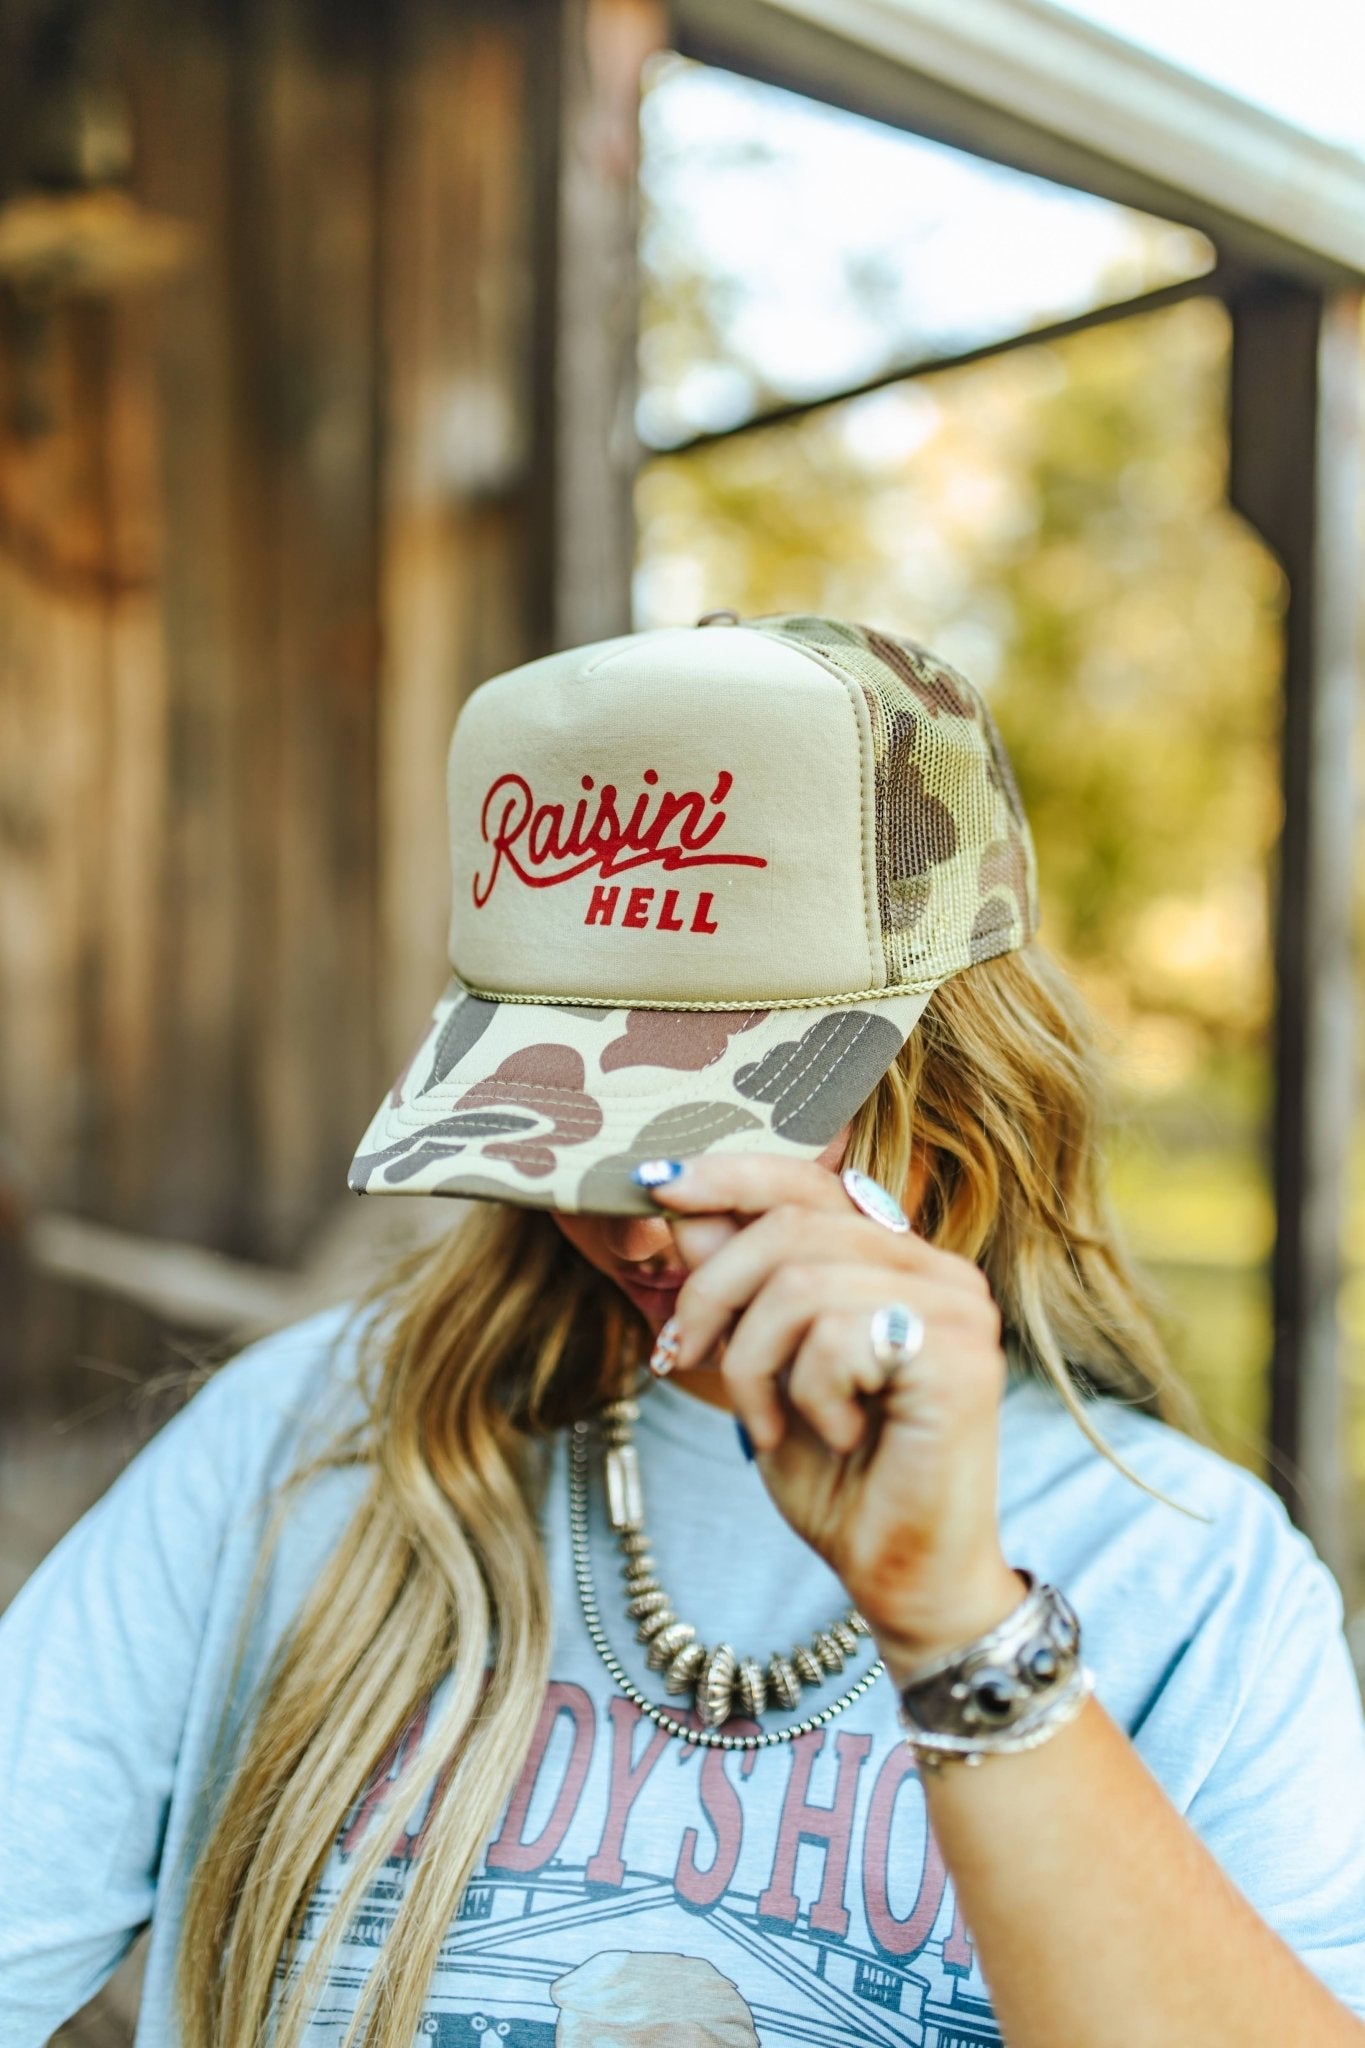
[895,1572,1092,1770]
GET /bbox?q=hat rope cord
[457,973,952,1014]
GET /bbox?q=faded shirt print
[3,1308,1364,2048]
[294,1612,987,2048]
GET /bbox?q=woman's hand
[642,1154,1024,1676]
[639,1158,1365,2048]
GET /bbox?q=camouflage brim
[347,978,935,1216]
[349,612,1039,1214]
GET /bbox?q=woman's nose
[603,1213,678,1266]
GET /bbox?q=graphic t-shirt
[1,1303,1364,2047]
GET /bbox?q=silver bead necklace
[568,1398,884,1751]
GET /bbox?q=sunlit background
[2,2,1362,1590]
[1053,0,1365,156]
[3,7,1364,2033]
[629,43,1365,1571]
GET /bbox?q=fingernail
[631,1157,684,1191]
[649,1316,681,1378]
[735,1421,755,1462]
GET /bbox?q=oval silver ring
[869,1301,927,1384]
[841,1166,910,1233]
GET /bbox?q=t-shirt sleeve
[0,1320,338,2047]
[1183,1542,1365,2018]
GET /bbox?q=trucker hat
[347,612,1039,1215]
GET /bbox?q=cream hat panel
[446,627,882,1006]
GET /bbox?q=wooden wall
[0,0,660,1414]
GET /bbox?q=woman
[2,613,1363,2048]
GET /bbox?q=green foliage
[635,295,1288,1486]
[635,93,1365,1576]
[638,300,1283,1048]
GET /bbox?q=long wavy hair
[176,939,1191,2048]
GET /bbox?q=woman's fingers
[670,1205,930,1370]
[637,1158,995,1437]
[787,1317,887,1456]
[642,1152,860,1224]
[719,1264,969,1453]
[665,1211,742,1276]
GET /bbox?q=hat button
[696,609,740,627]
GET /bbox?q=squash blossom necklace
[570,1394,883,1752]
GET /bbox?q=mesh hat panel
[752,616,1039,986]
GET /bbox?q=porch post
[533,0,665,650]
[1229,281,1362,1595]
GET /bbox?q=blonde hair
[177,939,1190,2048]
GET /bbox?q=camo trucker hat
[348,613,1039,1215]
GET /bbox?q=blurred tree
[637,298,1282,1077]
[636,280,1286,1470]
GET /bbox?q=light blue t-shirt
[1,1303,1363,2046]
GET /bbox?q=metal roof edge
[671,0,1365,284]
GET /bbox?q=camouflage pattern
[348,981,931,1214]
[752,616,1039,986]
[349,615,1038,1214]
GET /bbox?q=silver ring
[841,1166,910,1233]
[869,1302,927,1385]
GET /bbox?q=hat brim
[347,977,936,1216]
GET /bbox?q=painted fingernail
[631,1157,684,1190]
[649,1316,681,1378]
[735,1421,755,1462]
